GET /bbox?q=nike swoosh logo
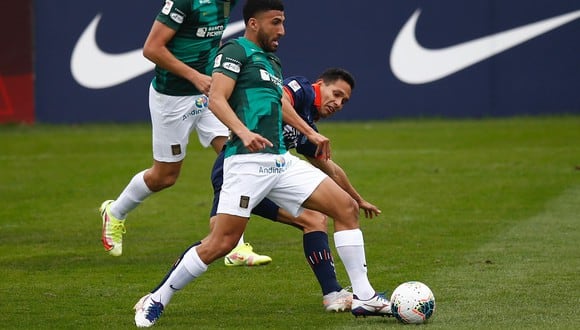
[390,9,580,84]
[71,14,246,89]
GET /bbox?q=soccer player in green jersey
[134,1,391,327]
[99,0,270,265]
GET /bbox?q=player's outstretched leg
[303,178,393,317]
[303,230,352,312]
[134,242,207,327]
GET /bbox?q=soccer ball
[390,281,436,324]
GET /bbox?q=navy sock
[303,231,342,295]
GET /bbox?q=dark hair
[243,0,285,24]
[318,68,355,90]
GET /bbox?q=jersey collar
[312,83,322,121]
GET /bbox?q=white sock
[237,234,245,246]
[110,170,152,220]
[150,245,208,306]
[334,229,375,300]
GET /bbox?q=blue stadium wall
[34,0,580,123]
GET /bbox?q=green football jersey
[152,0,238,95]
[213,37,286,157]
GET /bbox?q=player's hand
[192,73,212,95]
[307,132,331,160]
[239,131,273,152]
[359,200,382,219]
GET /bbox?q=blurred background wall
[0,0,34,123]
[3,0,579,124]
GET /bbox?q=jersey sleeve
[283,76,319,158]
[212,40,245,80]
[284,78,308,110]
[295,126,319,158]
[155,0,191,31]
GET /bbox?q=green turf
[0,116,579,329]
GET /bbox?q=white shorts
[217,152,327,218]
[149,84,229,162]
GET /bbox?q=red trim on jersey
[283,86,295,106]
[312,83,321,110]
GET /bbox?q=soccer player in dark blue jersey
[208,68,382,311]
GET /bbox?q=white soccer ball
[390,281,436,324]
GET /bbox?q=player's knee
[300,210,328,233]
[159,175,179,189]
[147,176,177,191]
[198,235,239,263]
[343,197,359,217]
[145,169,180,191]
[352,198,360,214]
[336,197,359,229]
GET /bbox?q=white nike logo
[71,14,246,89]
[390,9,580,84]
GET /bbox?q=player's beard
[257,30,278,52]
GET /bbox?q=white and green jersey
[153,0,238,95]
[213,37,286,157]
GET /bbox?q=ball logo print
[390,281,436,324]
[194,95,208,109]
[275,156,286,168]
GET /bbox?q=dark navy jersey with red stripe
[282,75,319,158]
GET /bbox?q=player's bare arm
[143,21,212,94]
[281,94,331,160]
[306,155,382,219]
[209,72,272,151]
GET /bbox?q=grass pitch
[0,116,579,329]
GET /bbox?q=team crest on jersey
[287,80,301,92]
[162,0,174,15]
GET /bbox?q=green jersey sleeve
[212,39,246,80]
[155,0,191,31]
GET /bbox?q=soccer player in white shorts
[133,2,391,327]
[218,152,327,218]
[149,87,227,162]
[99,0,270,265]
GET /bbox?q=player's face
[254,10,285,52]
[317,79,352,119]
